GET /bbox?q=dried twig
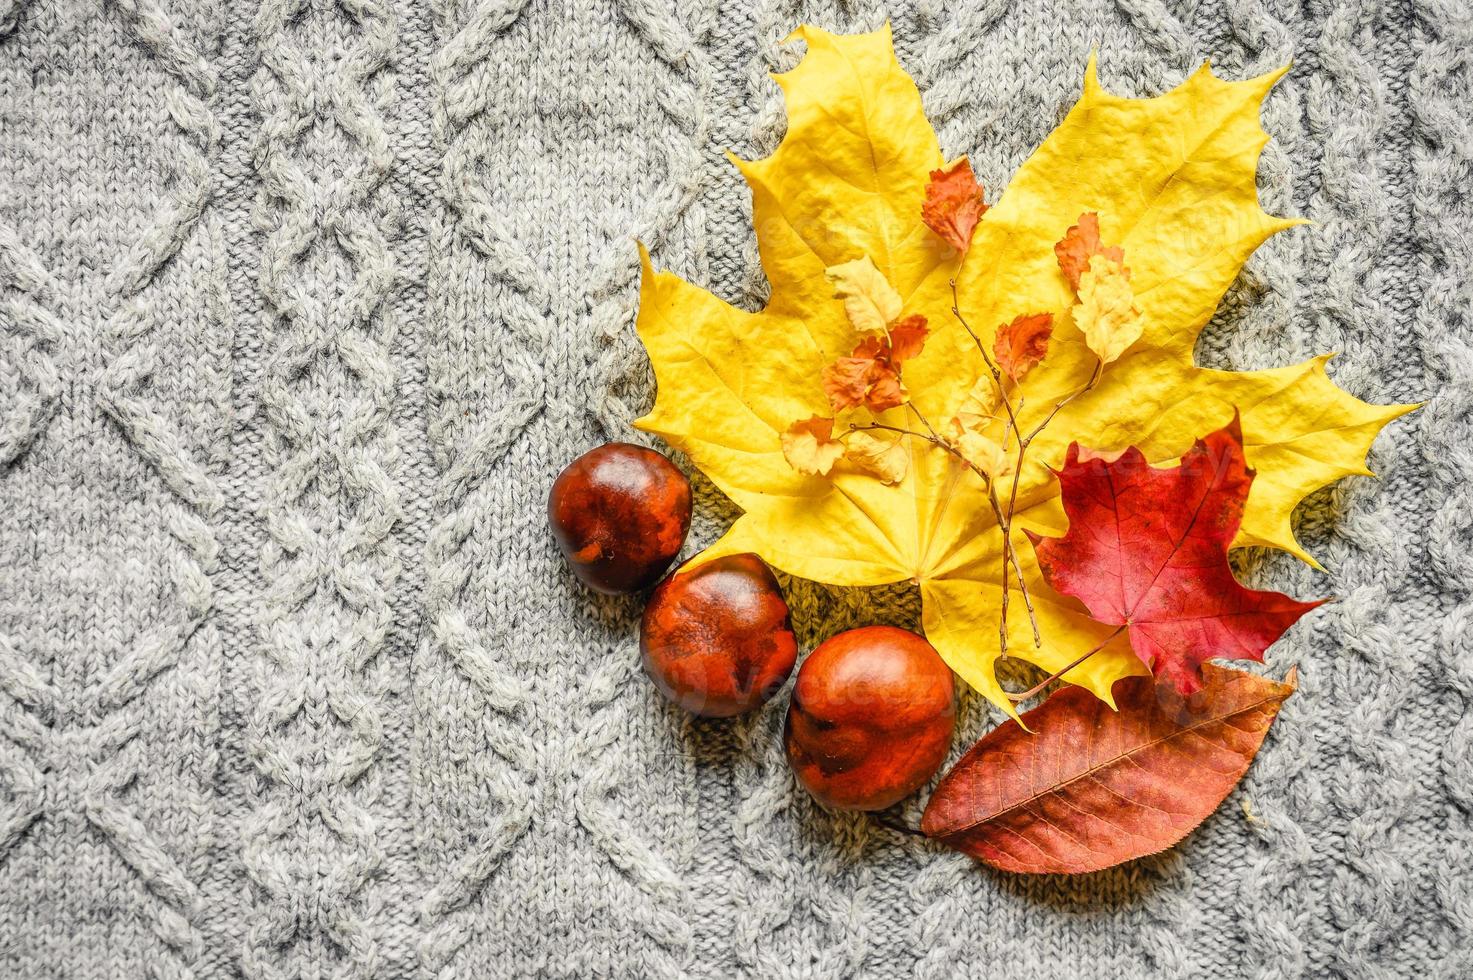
[948,276,1040,650]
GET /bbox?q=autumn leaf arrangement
[622,25,1417,874]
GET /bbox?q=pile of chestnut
[549,443,955,812]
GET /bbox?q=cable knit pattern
[242,0,417,975]
[0,0,1466,977]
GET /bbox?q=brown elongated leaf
[921,664,1296,873]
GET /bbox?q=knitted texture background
[0,0,1469,976]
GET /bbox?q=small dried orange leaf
[1054,211,1124,291]
[887,314,930,362]
[993,312,1054,382]
[922,157,989,253]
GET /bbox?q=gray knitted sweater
[0,0,1468,977]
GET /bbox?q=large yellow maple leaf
[634,25,1413,715]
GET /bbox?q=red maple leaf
[1027,414,1325,695]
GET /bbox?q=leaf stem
[873,811,926,838]
[847,420,945,450]
[1022,358,1104,446]
[906,401,947,445]
[1004,625,1127,703]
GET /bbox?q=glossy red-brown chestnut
[784,625,956,811]
[548,443,692,595]
[641,553,798,717]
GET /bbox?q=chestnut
[548,443,692,594]
[784,625,955,811]
[641,554,798,717]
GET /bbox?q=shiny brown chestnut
[548,443,692,595]
[641,554,798,717]
[784,625,955,811]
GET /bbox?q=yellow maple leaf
[633,25,1415,715]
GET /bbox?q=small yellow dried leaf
[950,415,1012,480]
[781,416,844,475]
[845,429,910,484]
[1074,254,1143,364]
[956,376,1001,419]
[825,256,903,336]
